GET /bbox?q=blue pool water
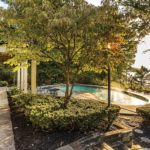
[58,84,149,105]
[60,84,99,93]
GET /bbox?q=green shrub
[12,93,32,108]
[123,91,149,102]
[136,105,150,121]
[143,87,150,94]
[11,94,59,111]
[0,81,8,87]
[8,87,22,96]
[11,94,120,131]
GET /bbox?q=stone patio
[0,88,15,150]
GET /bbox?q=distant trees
[37,61,64,85]
[0,64,14,84]
[134,66,150,87]
[126,66,150,91]
[120,0,150,38]
[118,0,150,91]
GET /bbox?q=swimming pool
[58,84,149,105]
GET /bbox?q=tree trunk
[64,71,70,108]
[69,83,74,99]
[140,79,143,86]
[131,79,133,89]
[108,65,111,107]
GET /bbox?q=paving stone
[56,145,74,150]
[0,90,15,150]
[141,137,150,144]
[0,109,10,125]
[134,129,143,134]
[131,144,143,150]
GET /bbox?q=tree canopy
[119,0,150,38]
[1,0,140,107]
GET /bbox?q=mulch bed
[133,125,150,148]
[8,98,83,150]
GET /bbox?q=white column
[17,68,21,89]
[23,61,28,93]
[31,60,37,94]
[21,64,24,91]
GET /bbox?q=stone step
[103,142,114,150]
[131,144,143,150]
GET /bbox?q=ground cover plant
[123,91,149,102]
[0,80,8,87]
[136,105,150,122]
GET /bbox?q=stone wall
[56,132,104,150]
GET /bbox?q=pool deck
[111,87,150,115]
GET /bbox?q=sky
[0,1,7,9]
[0,0,149,69]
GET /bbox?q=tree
[46,0,98,107]
[46,0,138,107]
[0,7,7,45]
[119,0,150,66]
[3,0,139,108]
[119,0,150,38]
[135,66,150,87]
[4,0,99,107]
[5,0,52,63]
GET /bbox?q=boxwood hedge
[136,105,150,121]
[0,81,8,87]
[11,94,120,132]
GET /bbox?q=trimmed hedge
[8,87,22,97]
[12,94,120,131]
[136,105,150,121]
[0,81,8,87]
[123,91,149,102]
